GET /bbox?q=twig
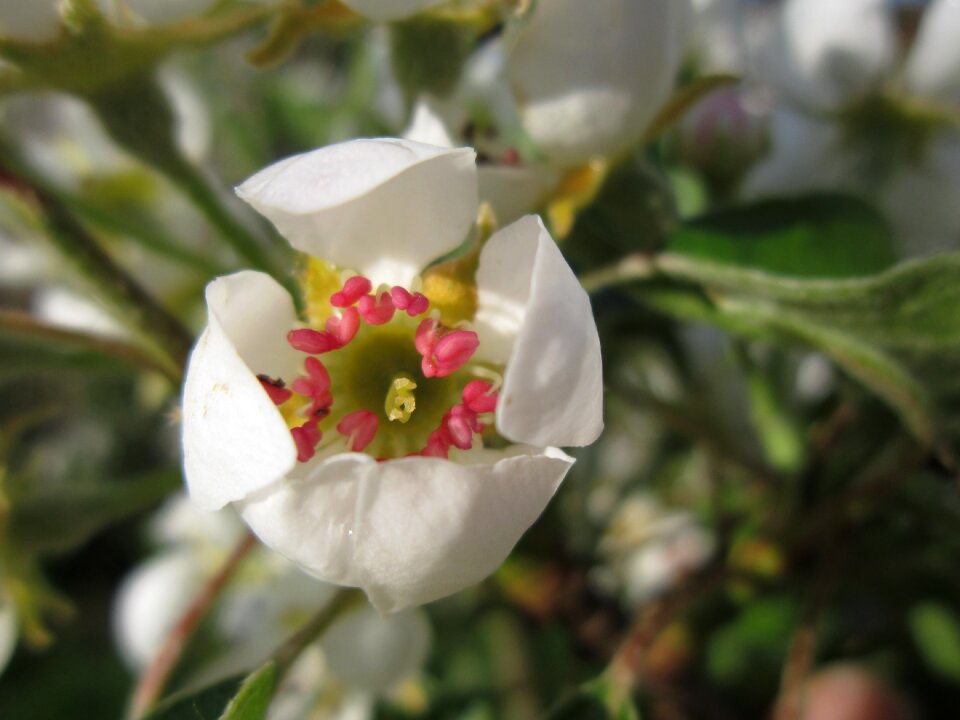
[271,587,365,678]
[0,309,180,383]
[0,136,195,371]
[127,531,258,720]
[579,253,657,294]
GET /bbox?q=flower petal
[323,606,430,692]
[236,139,478,288]
[0,585,16,676]
[474,215,603,447]
[505,0,687,167]
[340,0,446,22]
[904,0,960,106]
[182,271,300,511]
[112,550,204,670]
[239,446,573,613]
[763,0,894,111]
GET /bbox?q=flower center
[258,273,501,463]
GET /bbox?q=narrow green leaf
[142,675,244,720]
[218,662,278,720]
[909,603,960,683]
[667,194,897,279]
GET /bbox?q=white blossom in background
[403,41,559,225]
[594,494,714,606]
[114,496,431,715]
[0,0,61,43]
[0,582,17,676]
[105,0,219,26]
[505,0,689,167]
[763,0,894,112]
[182,137,603,613]
[903,0,960,106]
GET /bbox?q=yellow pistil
[384,375,418,423]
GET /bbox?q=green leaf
[6,469,179,554]
[543,677,641,720]
[636,251,960,445]
[218,662,278,720]
[909,603,960,683]
[389,16,474,103]
[667,194,897,279]
[142,675,244,720]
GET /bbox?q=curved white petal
[478,165,557,227]
[340,0,446,22]
[766,0,894,111]
[323,606,430,692]
[474,216,603,447]
[0,0,59,43]
[182,272,300,511]
[404,99,458,149]
[236,139,478,287]
[112,550,204,670]
[506,0,688,167]
[239,446,573,613]
[904,0,960,106]
[0,587,16,675]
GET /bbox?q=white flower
[403,47,559,226]
[0,583,17,676]
[504,0,688,167]
[114,496,430,700]
[764,0,894,112]
[0,0,61,43]
[903,0,960,106]
[339,0,447,23]
[108,0,219,26]
[182,138,603,613]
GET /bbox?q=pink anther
[390,286,413,310]
[422,428,452,459]
[429,331,480,378]
[415,318,439,357]
[358,292,395,326]
[462,380,498,414]
[330,276,372,307]
[390,287,430,317]
[291,357,333,416]
[326,306,360,346]
[291,421,321,463]
[257,375,292,405]
[406,292,429,316]
[288,328,340,354]
[337,410,379,452]
[444,404,479,450]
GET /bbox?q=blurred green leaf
[544,677,641,720]
[909,603,960,683]
[667,194,897,278]
[389,16,474,102]
[143,675,244,720]
[7,469,179,554]
[218,662,278,720]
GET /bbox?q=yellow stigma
[385,375,418,423]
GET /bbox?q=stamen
[422,428,452,458]
[326,306,360,346]
[337,410,379,452]
[288,328,341,354]
[330,276,372,307]
[428,331,480,378]
[257,374,292,405]
[291,421,321,463]
[391,286,430,317]
[384,375,417,423]
[444,404,479,450]
[462,380,498,414]
[358,292,396,325]
[291,357,333,417]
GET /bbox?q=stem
[271,587,366,679]
[578,253,657,294]
[0,309,181,383]
[128,532,258,720]
[0,135,195,371]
